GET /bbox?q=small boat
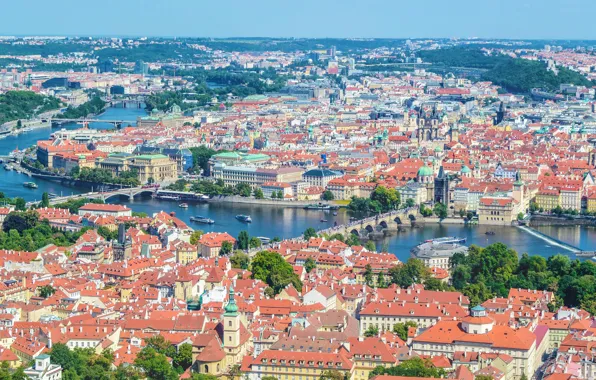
[179,203,189,208]
[485,231,496,236]
[320,218,328,222]
[190,215,215,224]
[236,214,252,223]
[333,212,338,216]
[23,182,38,189]
[3,164,13,171]
[48,193,58,198]
[257,237,271,244]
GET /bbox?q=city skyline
[3,0,596,40]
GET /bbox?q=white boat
[190,216,215,224]
[236,215,252,223]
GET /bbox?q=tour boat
[178,203,189,208]
[320,218,328,222]
[190,215,215,224]
[235,214,252,223]
[257,237,271,244]
[23,182,38,189]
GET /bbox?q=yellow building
[96,153,178,183]
[477,196,519,225]
[587,193,596,213]
[535,188,561,211]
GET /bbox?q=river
[1,107,596,261]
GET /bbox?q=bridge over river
[26,186,156,207]
[318,207,420,239]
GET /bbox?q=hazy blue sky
[3,0,595,39]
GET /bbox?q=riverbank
[529,214,596,226]
[208,195,337,208]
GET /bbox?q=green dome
[461,165,471,174]
[418,165,433,177]
[434,146,443,152]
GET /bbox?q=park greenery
[56,96,106,119]
[348,186,400,214]
[0,90,61,125]
[48,336,194,380]
[418,47,594,93]
[53,197,105,214]
[369,357,446,378]
[70,167,141,187]
[0,210,91,251]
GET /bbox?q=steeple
[224,287,239,316]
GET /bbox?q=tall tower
[113,224,132,262]
[434,166,449,204]
[513,171,525,211]
[223,287,241,351]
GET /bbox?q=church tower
[223,287,241,351]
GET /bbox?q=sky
[3,0,596,40]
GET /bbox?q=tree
[346,233,361,246]
[419,204,433,217]
[364,240,376,252]
[237,231,250,250]
[364,264,374,286]
[173,343,193,372]
[389,259,430,288]
[39,285,56,298]
[305,257,316,273]
[145,335,175,356]
[3,210,39,233]
[371,186,400,212]
[40,192,50,208]
[322,190,335,201]
[14,197,26,211]
[251,250,302,294]
[220,240,233,256]
[463,282,494,307]
[230,251,250,269]
[253,188,264,199]
[303,227,318,240]
[392,321,417,341]
[433,202,448,219]
[134,347,178,380]
[377,271,387,288]
[249,237,262,249]
[370,357,445,378]
[189,230,204,245]
[364,325,379,337]
[319,370,344,380]
[517,212,525,221]
[405,198,416,208]
[235,183,252,197]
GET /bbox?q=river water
[1,107,596,261]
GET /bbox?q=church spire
[224,287,239,316]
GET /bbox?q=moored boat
[179,203,189,208]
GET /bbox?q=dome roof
[461,165,471,174]
[434,146,443,152]
[418,165,433,177]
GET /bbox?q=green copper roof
[224,287,238,316]
[461,165,471,174]
[418,165,433,177]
